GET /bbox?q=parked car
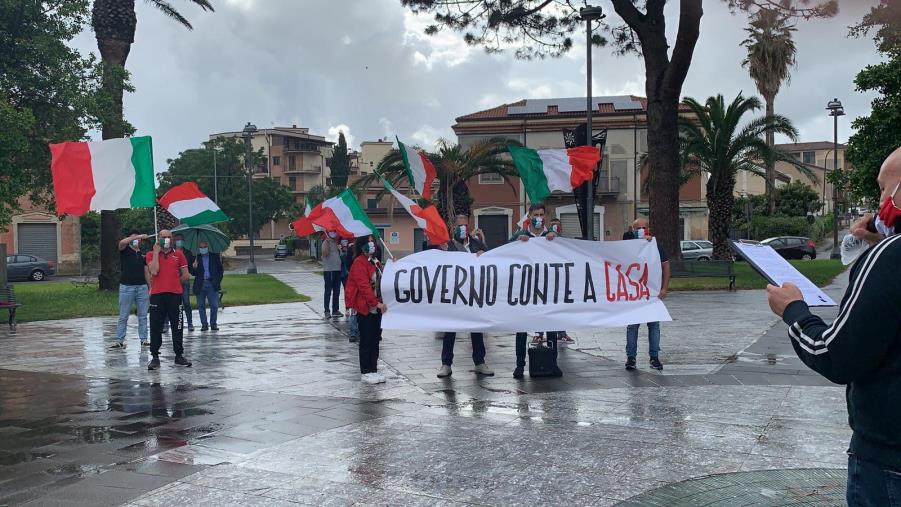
[680,241,713,261]
[6,254,55,281]
[274,244,290,260]
[760,236,817,260]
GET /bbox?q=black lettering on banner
[519,264,533,306]
[469,265,484,308]
[508,264,520,305]
[533,263,548,305]
[410,267,423,303]
[550,263,563,304]
[564,262,575,303]
[453,266,468,305]
[583,262,596,302]
[440,264,452,304]
[395,269,409,303]
[486,265,498,306]
[423,265,439,303]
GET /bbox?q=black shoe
[174,355,192,367]
[187,325,195,332]
[147,356,160,370]
[349,336,358,343]
[201,326,209,332]
[324,311,331,319]
[332,311,343,318]
[625,357,637,370]
[210,326,219,331]
[513,366,524,379]
[141,341,151,347]
[649,357,663,370]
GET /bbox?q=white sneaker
[474,363,495,376]
[369,372,386,384]
[361,373,379,385]
[437,365,452,378]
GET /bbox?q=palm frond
[145,0,193,29]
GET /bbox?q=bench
[0,285,21,332]
[71,277,98,288]
[670,260,736,291]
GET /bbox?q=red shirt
[146,249,187,295]
[344,255,380,314]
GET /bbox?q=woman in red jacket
[345,236,388,384]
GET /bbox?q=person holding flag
[146,230,192,371]
[321,230,344,319]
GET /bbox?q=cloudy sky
[70,0,883,166]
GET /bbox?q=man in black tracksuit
[767,151,901,506]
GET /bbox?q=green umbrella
[170,224,230,254]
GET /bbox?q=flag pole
[378,236,396,262]
[153,206,159,237]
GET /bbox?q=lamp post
[821,148,834,215]
[243,122,258,274]
[826,98,845,260]
[581,5,605,241]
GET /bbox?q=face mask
[876,180,901,235]
[367,241,376,254]
[198,247,209,255]
[130,239,140,248]
[550,224,561,234]
[531,216,544,229]
[328,232,337,239]
[175,239,184,248]
[636,227,647,239]
[456,224,468,239]
[161,237,171,249]
[340,239,348,247]
[840,234,867,266]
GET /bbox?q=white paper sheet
[731,241,837,306]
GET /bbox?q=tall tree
[330,131,350,189]
[742,8,797,215]
[355,139,518,224]
[679,93,804,260]
[91,0,213,290]
[0,1,101,228]
[846,0,901,205]
[402,0,835,259]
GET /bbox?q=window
[288,156,296,171]
[367,198,378,209]
[273,156,280,166]
[802,151,816,164]
[288,176,297,191]
[790,152,801,160]
[681,242,699,251]
[479,173,503,184]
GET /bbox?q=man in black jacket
[767,148,901,506]
[191,240,223,332]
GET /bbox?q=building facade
[0,198,81,274]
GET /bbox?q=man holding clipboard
[766,149,901,507]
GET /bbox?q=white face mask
[875,215,896,237]
[328,232,337,239]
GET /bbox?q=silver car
[6,254,55,281]
[680,241,713,261]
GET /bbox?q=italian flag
[508,145,601,203]
[49,136,156,216]
[307,190,379,238]
[381,178,449,246]
[290,199,324,237]
[397,137,436,199]
[158,182,229,226]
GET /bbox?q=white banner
[380,237,672,332]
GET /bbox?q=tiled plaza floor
[0,259,850,506]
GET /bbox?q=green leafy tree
[330,132,350,189]
[775,180,822,217]
[355,138,518,225]
[846,0,901,205]
[401,0,835,259]
[157,138,294,239]
[0,1,102,228]
[742,8,797,215]
[91,0,213,289]
[679,93,804,260]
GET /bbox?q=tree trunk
[96,37,132,290]
[765,94,776,215]
[708,175,736,260]
[645,100,683,260]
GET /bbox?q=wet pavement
[0,259,852,506]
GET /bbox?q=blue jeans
[847,454,901,506]
[116,284,149,343]
[323,271,341,313]
[196,279,219,328]
[626,321,661,358]
[181,282,193,327]
[348,311,359,337]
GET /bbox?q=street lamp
[581,4,605,241]
[243,122,258,274]
[826,98,845,260]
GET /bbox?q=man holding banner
[622,217,670,371]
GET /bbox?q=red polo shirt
[146,249,187,295]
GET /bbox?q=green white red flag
[290,198,324,237]
[397,137,436,199]
[380,178,449,246]
[157,182,229,226]
[49,136,156,215]
[307,190,379,238]
[508,144,600,203]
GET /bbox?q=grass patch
[11,273,309,322]
[670,259,847,291]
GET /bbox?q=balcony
[283,142,321,153]
[283,165,322,174]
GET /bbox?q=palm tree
[355,139,519,225]
[92,0,213,290]
[680,94,807,260]
[742,8,797,216]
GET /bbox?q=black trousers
[442,332,486,366]
[515,331,558,368]
[323,271,341,313]
[150,292,184,357]
[357,313,381,374]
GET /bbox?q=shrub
[749,215,810,240]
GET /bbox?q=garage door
[559,212,602,240]
[17,223,57,262]
[478,215,509,249]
